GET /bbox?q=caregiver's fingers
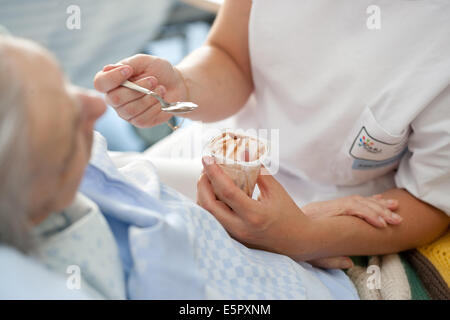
[344,196,390,228]
[114,84,165,122]
[308,257,354,270]
[371,194,399,211]
[94,64,133,93]
[202,156,256,216]
[124,87,172,128]
[102,64,120,72]
[197,173,242,231]
[105,76,158,108]
[361,197,403,225]
[118,53,157,77]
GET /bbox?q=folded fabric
[405,230,450,300]
[347,230,450,300]
[348,255,412,300]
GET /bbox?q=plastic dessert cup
[204,131,269,197]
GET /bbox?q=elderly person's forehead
[1,36,77,165]
[1,36,63,87]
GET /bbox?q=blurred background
[0,0,222,151]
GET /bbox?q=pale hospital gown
[32,193,126,299]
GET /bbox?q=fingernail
[378,216,387,227]
[202,156,215,166]
[120,67,131,76]
[103,64,120,72]
[156,85,166,96]
[392,213,403,221]
[387,199,397,206]
[147,76,157,88]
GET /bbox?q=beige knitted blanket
[347,254,411,300]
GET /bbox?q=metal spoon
[121,80,198,114]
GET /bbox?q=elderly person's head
[0,35,106,252]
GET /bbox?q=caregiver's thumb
[94,63,133,93]
[255,167,284,197]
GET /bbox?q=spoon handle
[121,80,168,107]
[121,80,153,95]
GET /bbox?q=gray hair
[0,35,32,252]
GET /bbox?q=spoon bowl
[121,80,198,114]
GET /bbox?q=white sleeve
[395,87,450,216]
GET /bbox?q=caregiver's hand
[301,195,402,269]
[93,54,187,127]
[198,158,352,269]
[302,194,402,228]
[197,160,349,269]
[197,156,404,269]
[197,156,310,258]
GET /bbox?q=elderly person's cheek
[50,151,86,215]
[28,172,63,224]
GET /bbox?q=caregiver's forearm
[176,45,253,122]
[298,188,449,260]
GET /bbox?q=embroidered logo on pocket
[358,135,382,154]
[350,127,408,170]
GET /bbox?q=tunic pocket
[330,107,409,186]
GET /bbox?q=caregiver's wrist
[268,213,319,262]
[173,66,191,103]
[289,216,327,261]
[242,209,313,261]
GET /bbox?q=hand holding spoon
[121,80,198,114]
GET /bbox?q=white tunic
[229,0,450,214]
[146,0,450,216]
